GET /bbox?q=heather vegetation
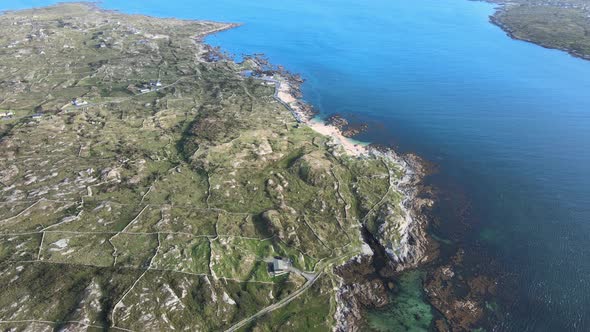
[0,4,410,330]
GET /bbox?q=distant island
[0,3,431,331]
[486,0,590,60]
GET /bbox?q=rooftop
[272,258,291,272]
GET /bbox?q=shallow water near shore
[365,271,433,331]
[4,0,590,330]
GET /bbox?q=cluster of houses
[0,111,14,120]
[139,80,162,94]
[240,70,275,83]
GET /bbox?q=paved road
[287,265,316,281]
[224,272,323,332]
[248,74,304,123]
[223,253,354,331]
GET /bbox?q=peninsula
[0,3,429,331]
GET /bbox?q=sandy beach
[275,77,369,157]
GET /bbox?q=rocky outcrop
[333,149,436,331]
[325,114,368,138]
[0,164,19,185]
[371,149,434,270]
[333,255,390,332]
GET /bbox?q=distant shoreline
[483,0,590,62]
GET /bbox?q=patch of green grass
[0,200,75,232]
[0,233,42,263]
[217,213,262,239]
[41,232,113,267]
[152,234,211,274]
[249,276,335,331]
[111,233,158,268]
[210,237,275,281]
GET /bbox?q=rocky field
[0,4,423,331]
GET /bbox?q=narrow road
[224,252,354,331]
[224,272,323,332]
[248,74,304,123]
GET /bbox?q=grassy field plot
[151,233,211,274]
[111,232,159,268]
[0,233,42,263]
[41,232,113,267]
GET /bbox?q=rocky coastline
[324,114,368,138]
[230,39,497,332]
[332,147,437,331]
[225,40,498,332]
[270,72,437,331]
[213,5,543,329]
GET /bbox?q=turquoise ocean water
[4,0,590,330]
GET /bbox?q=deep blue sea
[5,0,590,330]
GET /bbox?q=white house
[72,98,88,107]
[271,258,292,276]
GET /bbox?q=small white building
[271,258,291,276]
[0,111,14,117]
[72,98,88,107]
[149,80,163,88]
